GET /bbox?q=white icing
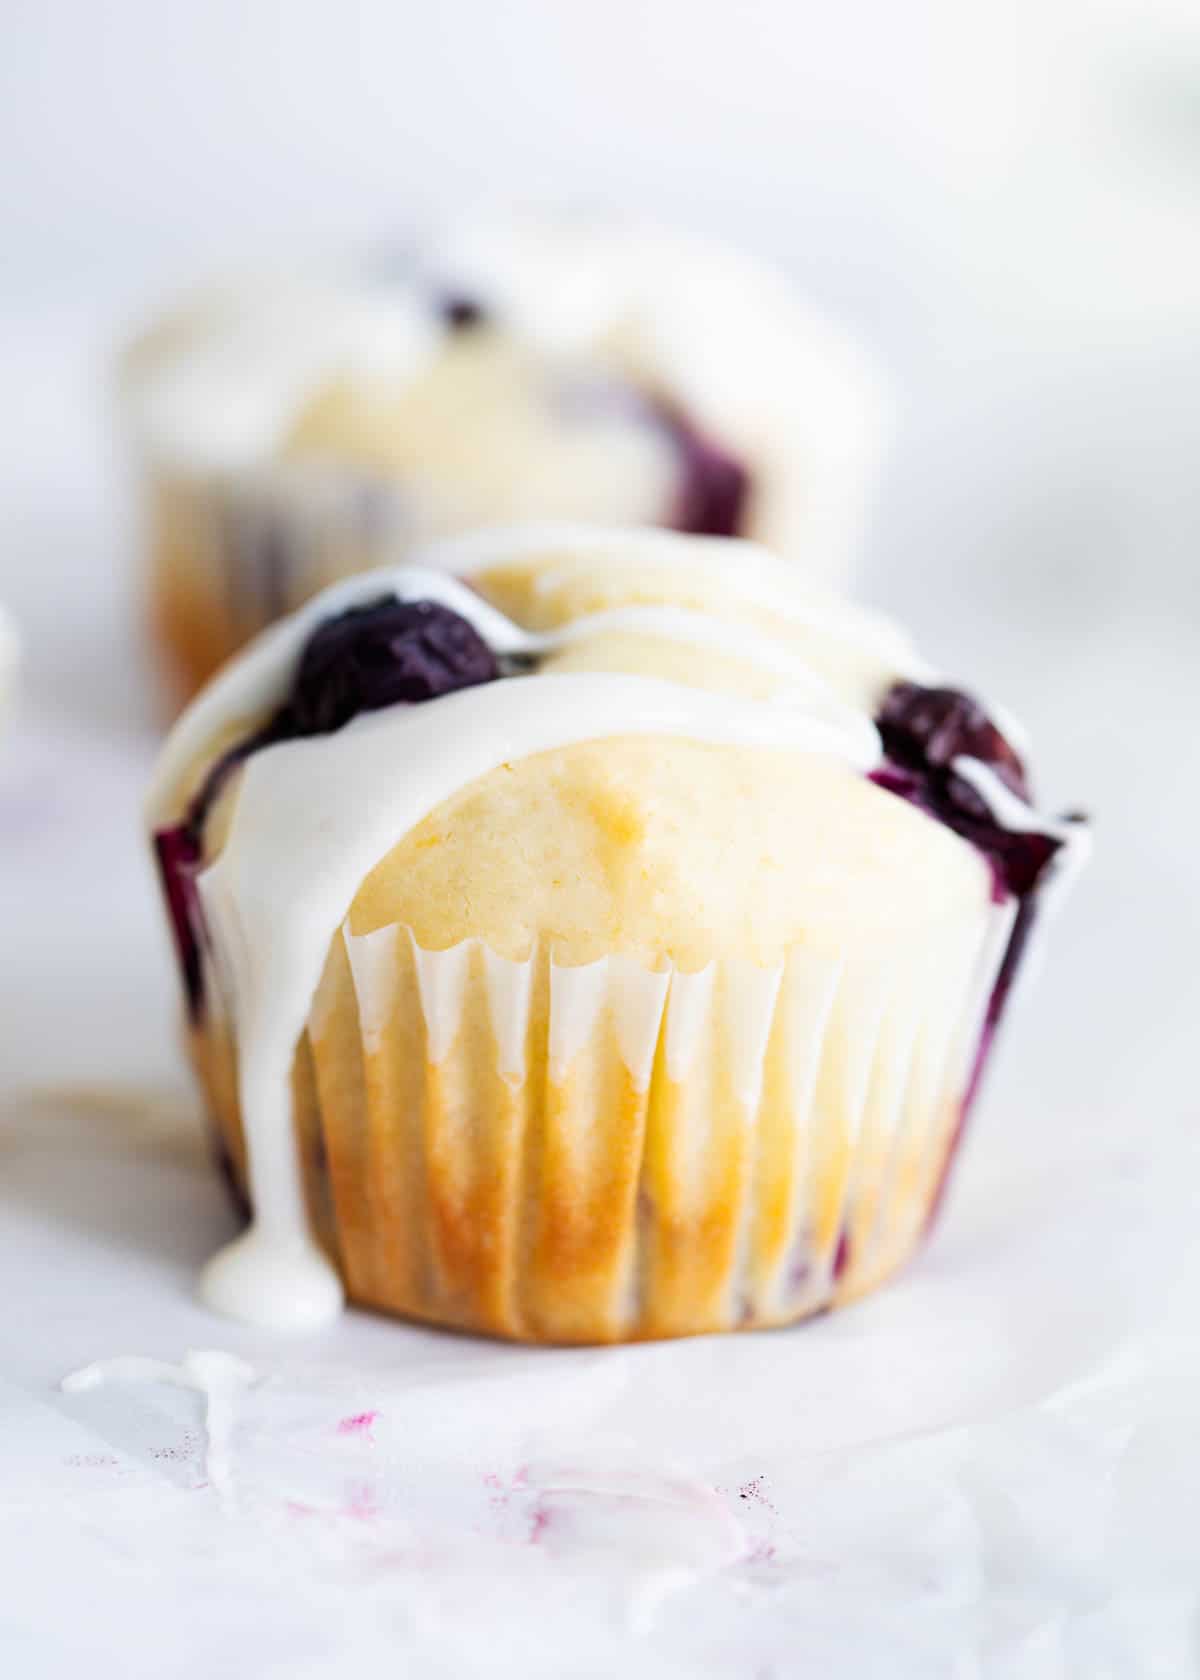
[953,755,1093,919]
[147,530,896,824]
[148,529,1078,1334]
[415,521,930,678]
[122,281,439,473]
[61,1351,256,1505]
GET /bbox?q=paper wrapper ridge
[194,894,1012,1344]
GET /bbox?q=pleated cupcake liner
[143,463,413,698]
[195,895,1012,1344]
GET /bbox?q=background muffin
[147,527,1084,1342]
[122,215,887,706]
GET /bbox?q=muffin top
[120,214,887,563]
[151,525,1080,1005]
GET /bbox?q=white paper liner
[193,464,412,637]
[197,896,1014,1342]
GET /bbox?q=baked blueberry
[877,681,1029,800]
[665,412,750,539]
[872,681,1060,901]
[439,293,487,331]
[287,596,499,735]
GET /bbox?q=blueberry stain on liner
[865,678,1088,1250]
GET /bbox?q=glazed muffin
[147,526,1086,1341]
[122,215,887,706]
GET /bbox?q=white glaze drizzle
[953,756,1092,915]
[62,1351,256,1505]
[147,527,906,824]
[121,279,439,473]
[148,529,1070,1333]
[416,521,930,678]
[950,756,1091,1014]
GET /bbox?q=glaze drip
[62,1352,256,1507]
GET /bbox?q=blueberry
[662,409,750,538]
[186,596,498,836]
[153,825,204,1021]
[288,596,499,735]
[877,681,1029,801]
[871,681,1054,902]
[439,293,487,331]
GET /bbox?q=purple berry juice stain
[659,403,750,538]
[336,1411,379,1441]
[871,680,1087,1227]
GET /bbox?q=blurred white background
[3,0,1199,691]
[1,8,1199,1672]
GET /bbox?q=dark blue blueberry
[288,596,499,735]
[662,408,750,538]
[872,681,1053,900]
[439,293,487,331]
[877,681,1029,801]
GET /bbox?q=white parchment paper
[1,693,1198,1680]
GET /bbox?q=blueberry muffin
[122,216,887,706]
[147,526,1085,1340]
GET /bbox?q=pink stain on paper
[345,1481,379,1522]
[336,1410,379,1442]
[526,1498,555,1544]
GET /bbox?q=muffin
[146,526,1086,1341]
[122,214,887,706]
